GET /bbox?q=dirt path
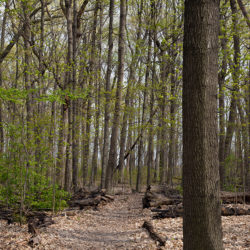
[0,193,249,249]
[43,193,159,249]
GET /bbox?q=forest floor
[0,192,249,249]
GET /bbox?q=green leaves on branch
[0,87,89,104]
[0,87,27,103]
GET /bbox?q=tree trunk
[154,122,161,182]
[218,3,228,188]
[144,23,153,188]
[167,3,178,186]
[82,1,98,186]
[118,0,143,185]
[91,0,102,185]
[105,0,126,192]
[65,103,72,191]
[224,0,240,176]
[59,0,74,188]
[71,0,79,192]
[147,11,157,186]
[247,63,250,189]
[0,1,9,154]
[101,0,114,189]
[182,0,223,249]
[237,101,249,190]
[57,106,67,186]
[159,55,168,185]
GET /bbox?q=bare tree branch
[0,2,52,64]
[77,0,89,33]
[237,0,250,28]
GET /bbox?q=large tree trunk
[182,0,223,249]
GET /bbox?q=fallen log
[0,208,14,224]
[28,235,41,247]
[68,188,114,210]
[0,204,55,230]
[221,205,250,216]
[27,211,53,248]
[28,222,41,247]
[142,186,182,209]
[71,196,102,209]
[143,186,250,212]
[142,220,166,246]
[28,222,39,235]
[152,205,184,219]
[104,194,115,201]
[26,211,54,229]
[221,192,250,204]
[152,204,250,219]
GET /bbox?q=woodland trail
[42,193,164,249]
[0,192,249,249]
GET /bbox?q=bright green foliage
[0,121,69,211]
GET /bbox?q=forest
[0,0,249,249]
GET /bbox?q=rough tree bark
[182,0,223,249]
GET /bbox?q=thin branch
[0,2,52,64]
[114,108,158,173]
[60,0,66,17]
[236,0,250,28]
[77,0,89,29]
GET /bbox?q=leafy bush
[0,122,70,212]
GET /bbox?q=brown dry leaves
[0,194,249,249]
